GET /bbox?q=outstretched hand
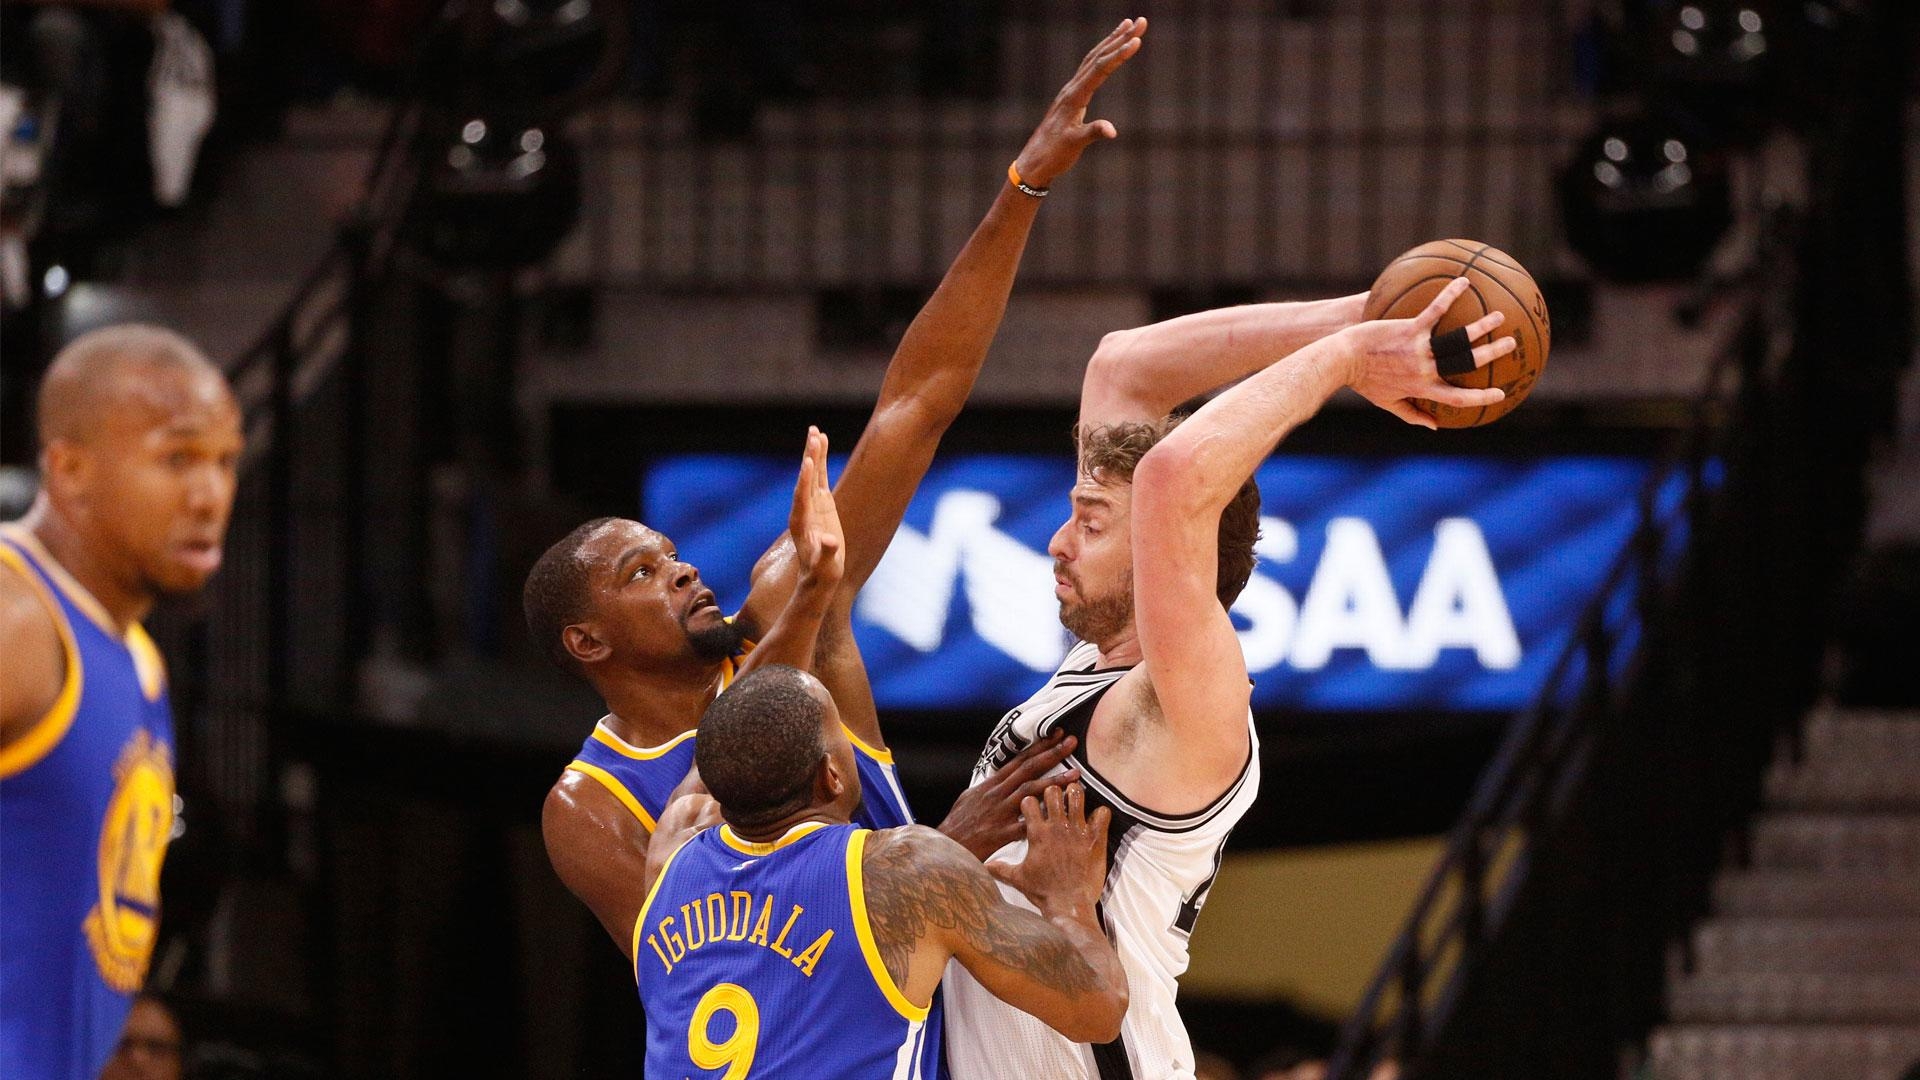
[788,426,845,589]
[1012,17,1148,189]
[1341,277,1516,429]
[937,732,1082,860]
[988,782,1111,917]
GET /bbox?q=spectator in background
[1,0,165,246]
[98,994,185,1080]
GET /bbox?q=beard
[1058,572,1134,646]
[685,611,749,661]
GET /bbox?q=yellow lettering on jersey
[769,904,805,959]
[683,902,706,950]
[748,895,774,946]
[727,892,753,942]
[792,929,834,977]
[706,894,729,942]
[647,934,675,975]
[84,731,174,993]
[660,916,687,963]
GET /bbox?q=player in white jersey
[943,276,1516,1079]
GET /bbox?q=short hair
[695,665,827,831]
[523,517,620,671]
[37,324,220,448]
[1077,414,1262,608]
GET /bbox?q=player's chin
[153,550,223,595]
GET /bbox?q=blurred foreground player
[0,325,241,1080]
[944,278,1513,1078]
[638,664,1128,1079]
[530,18,1149,958]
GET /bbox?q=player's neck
[20,498,150,632]
[727,806,847,845]
[595,662,726,745]
[1095,624,1144,668]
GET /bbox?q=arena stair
[1647,708,1920,1080]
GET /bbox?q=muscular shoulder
[543,769,651,859]
[862,827,999,936]
[0,561,66,740]
[543,769,652,948]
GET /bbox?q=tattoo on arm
[863,829,1100,994]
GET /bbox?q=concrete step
[1647,1024,1920,1080]
[1669,972,1920,1024]
[1752,813,1920,875]
[1798,709,1920,765]
[1769,763,1920,811]
[1714,871,1920,918]
[1690,917,1920,977]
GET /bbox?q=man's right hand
[1011,17,1148,189]
[989,783,1111,920]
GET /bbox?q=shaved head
[26,323,243,608]
[38,325,231,450]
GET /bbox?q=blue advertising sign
[642,454,1685,712]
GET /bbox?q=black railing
[1326,220,1802,1079]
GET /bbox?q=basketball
[1363,239,1552,428]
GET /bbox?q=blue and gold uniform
[636,823,942,1079]
[0,526,175,1080]
[563,645,917,834]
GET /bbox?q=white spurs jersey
[943,639,1259,1080]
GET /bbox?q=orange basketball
[1363,239,1551,428]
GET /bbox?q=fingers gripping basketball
[1364,240,1552,428]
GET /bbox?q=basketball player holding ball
[0,326,243,1080]
[941,276,1518,1080]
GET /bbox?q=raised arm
[1129,278,1514,768]
[734,18,1148,752]
[1079,292,1368,429]
[862,786,1126,1044]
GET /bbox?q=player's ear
[40,439,92,501]
[819,752,846,800]
[562,623,611,666]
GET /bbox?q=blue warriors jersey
[563,642,917,834]
[0,526,175,1080]
[636,823,942,1079]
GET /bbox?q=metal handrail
[1326,259,1786,1078]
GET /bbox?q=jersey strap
[0,540,84,778]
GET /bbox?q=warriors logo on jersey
[85,729,176,992]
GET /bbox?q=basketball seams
[1460,246,1493,427]
[1371,242,1548,427]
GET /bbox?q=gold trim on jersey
[717,821,829,857]
[591,723,696,761]
[633,835,696,983]
[125,623,168,703]
[565,760,658,833]
[845,829,928,1022]
[841,724,894,765]
[0,524,122,639]
[0,541,84,779]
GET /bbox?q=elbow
[1082,332,1140,406]
[1131,439,1220,518]
[1063,979,1129,1043]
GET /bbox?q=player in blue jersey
[0,325,242,1080]
[638,663,1128,1079]
[528,18,1149,960]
